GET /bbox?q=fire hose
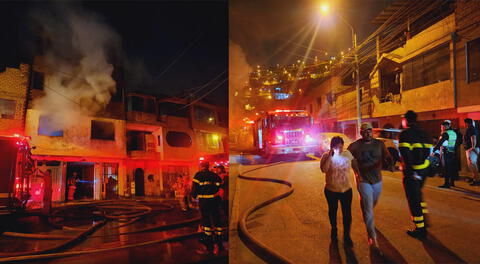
[0,200,202,261]
[237,162,295,264]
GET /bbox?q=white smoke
[31,4,118,129]
[229,41,252,129]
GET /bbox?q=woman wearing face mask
[320,136,354,247]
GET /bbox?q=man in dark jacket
[399,110,432,239]
[191,161,224,254]
[464,118,480,186]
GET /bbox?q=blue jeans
[357,181,382,239]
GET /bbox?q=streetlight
[317,2,362,135]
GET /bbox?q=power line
[153,33,203,82]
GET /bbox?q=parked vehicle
[372,128,403,168]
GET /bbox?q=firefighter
[191,161,224,254]
[399,110,432,239]
[434,120,458,188]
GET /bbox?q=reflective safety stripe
[192,179,200,184]
[412,159,430,170]
[399,142,413,150]
[204,231,213,235]
[415,222,425,228]
[399,142,433,150]
[215,227,224,231]
[198,194,216,198]
[215,231,222,235]
[202,226,212,231]
[412,143,424,148]
[446,130,457,148]
[421,202,427,207]
[422,209,429,213]
[413,216,424,221]
[197,181,221,186]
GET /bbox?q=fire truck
[253,110,318,155]
[0,134,35,215]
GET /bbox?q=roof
[371,0,409,25]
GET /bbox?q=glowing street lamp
[317,1,362,134]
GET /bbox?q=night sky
[230,0,394,67]
[0,0,228,106]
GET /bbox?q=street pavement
[0,200,228,264]
[229,154,480,264]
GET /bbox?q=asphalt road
[0,200,228,264]
[230,154,480,264]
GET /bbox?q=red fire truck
[253,110,318,155]
[0,134,35,215]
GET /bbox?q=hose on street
[0,200,201,260]
[237,162,295,264]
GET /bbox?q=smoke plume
[31,3,119,129]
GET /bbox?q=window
[198,132,220,150]
[32,71,44,90]
[129,96,155,113]
[127,130,147,151]
[194,106,216,125]
[38,115,63,137]
[0,98,15,119]
[158,102,189,118]
[91,120,115,140]
[467,38,480,83]
[403,44,450,91]
[166,131,192,147]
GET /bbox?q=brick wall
[0,64,29,135]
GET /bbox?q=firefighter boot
[406,228,427,240]
[197,235,214,255]
[215,236,225,254]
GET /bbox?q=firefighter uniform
[191,164,224,253]
[399,122,432,239]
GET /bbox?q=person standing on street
[191,161,224,254]
[37,169,52,215]
[464,118,480,186]
[320,136,354,247]
[348,122,393,249]
[434,120,458,188]
[399,110,432,239]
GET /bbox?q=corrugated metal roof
[371,0,410,24]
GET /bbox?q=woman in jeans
[320,136,354,247]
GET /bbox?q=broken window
[194,105,216,125]
[127,130,151,151]
[129,96,156,113]
[91,120,115,140]
[467,37,480,83]
[38,115,63,137]
[0,98,15,119]
[166,131,192,147]
[379,68,401,102]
